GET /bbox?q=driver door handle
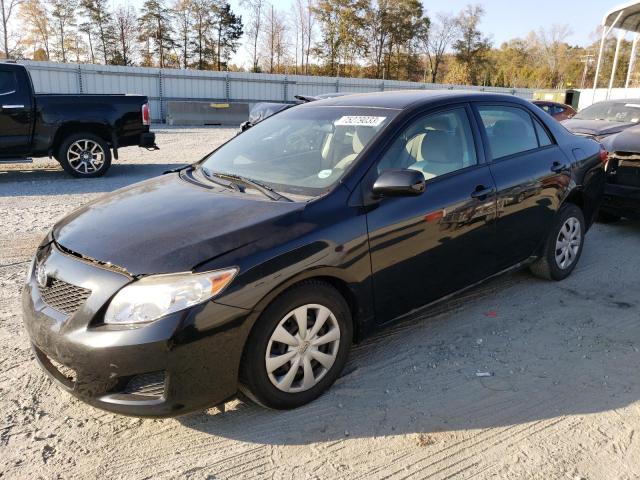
[470,185,496,199]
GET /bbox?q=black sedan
[23,91,606,416]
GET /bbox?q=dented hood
[561,118,636,137]
[53,172,306,275]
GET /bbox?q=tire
[530,203,585,281]
[239,281,353,409]
[58,133,112,178]
[597,210,621,224]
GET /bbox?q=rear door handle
[551,161,568,173]
[470,186,496,199]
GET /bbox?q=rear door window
[0,71,16,95]
[477,106,540,160]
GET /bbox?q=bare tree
[532,24,572,86]
[113,4,138,65]
[49,0,77,62]
[421,12,458,83]
[1,0,22,58]
[241,0,264,72]
[261,3,287,73]
[294,0,314,73]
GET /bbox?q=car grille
[39,278,91,316]
[124,371,166,398]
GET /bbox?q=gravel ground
[1,127,640,479]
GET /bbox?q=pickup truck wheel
[58,133,111,178]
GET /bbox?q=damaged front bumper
[22,241,253,417]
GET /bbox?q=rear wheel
[530,203,585,281]
[58,133,111,178]
[240,281,352,409]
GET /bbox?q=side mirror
[372,169,426,198]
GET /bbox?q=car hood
[561,118,635,136]
[600,124,640,153]
[52,172,306,275]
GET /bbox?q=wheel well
[52,123,112,158]
[563,189,592,224]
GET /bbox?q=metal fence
[20,60,536,123]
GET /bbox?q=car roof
[298,89,529,110]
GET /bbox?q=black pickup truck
[0,62,156,177]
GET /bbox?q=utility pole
[580,54,595,89]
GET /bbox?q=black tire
[597,210,621,224]
[530,203,585,281]
[58,133,112,178]
[239,281,352,409]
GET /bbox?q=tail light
[141,102,150,126]
[599,145,608,163]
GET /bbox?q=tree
[261,3,287,73]
[1,0,22,58]
[241,0,264,72]
[81,0,115,64]
[113,4,138,66]
[19,0,50,59]
[421,12,458,83]
[138,0,174,68]
[211,1,242,71]
[173,0,192,68]
[313,0,368,77]
[189,0,212,69]
[293,0,314,74]
[452,4,491,85]
[532,24,572,87]
[49,0,77,62]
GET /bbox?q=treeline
[0,0,634,89]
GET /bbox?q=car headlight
[104,268,238,325]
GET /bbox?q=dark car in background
[532,100,576,121]
[562,99,640,141]
[23,91,605,417]
[0,62,157,177]
[562,99,640,221]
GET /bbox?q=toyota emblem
[36,262,49,289]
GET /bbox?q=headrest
[352,127,376,154]
[424,116,451,131]
[493,119,528,138]
[420,130,462,164]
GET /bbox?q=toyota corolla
[23,91,606,416]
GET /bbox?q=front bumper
[602,183,640,219]
[22,242,252,417]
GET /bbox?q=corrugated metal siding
[19,60,535,122]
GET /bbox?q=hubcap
[555,216,581,270]
[265,304,341,393]
[67,140,105,174]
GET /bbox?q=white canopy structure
[594,1,640,101]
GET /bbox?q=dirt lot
[1,127,640,479]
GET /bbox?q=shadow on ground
[177,221,640,445]
[0,163,185,197]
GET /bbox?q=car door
[364,105,498,323]
[0,65,32,155]
[473,103,572,270]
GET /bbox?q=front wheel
[530,203,585,281]
[58,133,112,178]
[240,281,352,409]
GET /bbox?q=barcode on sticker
[335,116,386,127]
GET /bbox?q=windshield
[575,101,640,123]
[201,106,397,197]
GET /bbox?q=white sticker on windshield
[335,116,386,127]
[318,169,333,179]
[625,103,640,108]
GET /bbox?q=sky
[126,0,615,68]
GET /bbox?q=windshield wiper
[205,171,292,202]
[200,169,243,192]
